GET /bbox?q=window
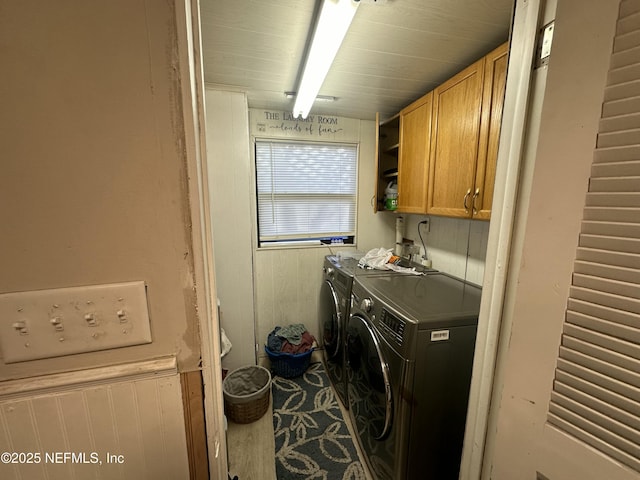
[255,140,357,246]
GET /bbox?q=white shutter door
[547,0,640,473]
[485,1,635,479]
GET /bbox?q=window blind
[255,140,357,244]
[547,1,640,472]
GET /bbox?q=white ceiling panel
[200,0,513,121]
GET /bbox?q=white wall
[204,89,256,371]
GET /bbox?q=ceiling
[199,0,514,121]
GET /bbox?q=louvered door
[487,1,640,479]
[546,1,640,473]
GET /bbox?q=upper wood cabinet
[427,58,485,217]
[427,42,508,219]
[474,42,509,219]
[397,92,433,214]
[374,112,400,212]
[374,41,508,219]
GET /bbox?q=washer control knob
[361,298,373,312]
[325,267,335,278]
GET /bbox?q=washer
[319,255,355,406]
[318,255,430,408]
[346,273,481,480]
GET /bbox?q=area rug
[272,362,366,480]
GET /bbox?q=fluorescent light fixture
[292,0,359,119]
[285,91,338,102]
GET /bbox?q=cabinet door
[397,92,432,214]
[427,59,485,218]
[374,112,382,213]
[474,42,508,220]
[374,112,400,213]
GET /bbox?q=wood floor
[226,395,277,480]
[226,365,373,480]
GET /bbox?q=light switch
[0,281,151,363]
[50,317,64,332]
[12,321,28,335]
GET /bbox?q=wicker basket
[223,365,271,424]
[265,346,314,378]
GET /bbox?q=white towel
[220,328,232,358]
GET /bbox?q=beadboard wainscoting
[0,357,189,480]
[254,247,331,357]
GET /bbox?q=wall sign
[249,109,361,142]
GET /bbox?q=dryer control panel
[380,308,406,346]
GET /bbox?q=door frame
[175,0,228,478]
[459,0,546,477]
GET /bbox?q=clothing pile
[357,247,423,275]
[266,323,315,355]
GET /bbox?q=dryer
[346,273,481,480]
[319,255,355,406]
[319,255,427,408]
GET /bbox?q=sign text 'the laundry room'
[258,111,344,137]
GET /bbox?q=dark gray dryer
[346,272,481,480]
[319,255,356,407]
[318,255,424,408]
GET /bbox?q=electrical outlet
[420,218,431,233]
[0,281,151,363]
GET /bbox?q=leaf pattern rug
[272,362,366,480]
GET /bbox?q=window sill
[256,242,358,252]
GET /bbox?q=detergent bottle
[384,182,398,210]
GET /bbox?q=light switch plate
[0,281,151,363]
